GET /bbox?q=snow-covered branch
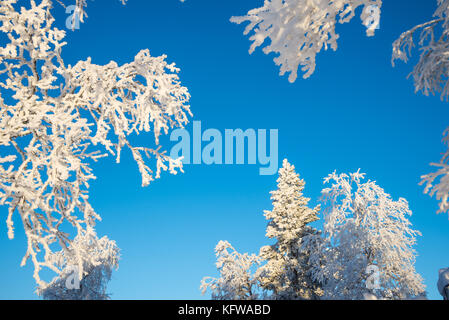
[420,129,449,215]
[201,241,262,300]
[231,0,382,82]
[37,231,120,300]
[312,171,425,299]
[0,0,190,287]
[393,1,449,216]
[392,0,449,99]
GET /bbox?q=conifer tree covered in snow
[202,160,322,300]
[0,0,191,292]
[311,171,425,300]
[231,0,382,82]
[392,0,449,217]
[200,240,262,300]
[258,159,321,300]
[37,231,119,300]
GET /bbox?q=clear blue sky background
[1,0,449,300]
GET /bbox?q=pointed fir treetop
[264,159,320,245]
[258,159,322,299]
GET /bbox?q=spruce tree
[258,159,321,299]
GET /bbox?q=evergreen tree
[258,159,321,300]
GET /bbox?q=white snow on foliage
[38,231,119,300]
[231,0,382,82]
[202,162,426,300]
[392,1,449,217]
[257,159,321,300]
[311,171,426,300]
[200,240,262,300]
[392,0,449,99]
[201,160,322,300]
[0,0,191,288]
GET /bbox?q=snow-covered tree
[201,166,426,300]
[231,0,382,82]
[392,1,449,216]
[201,160,321,300]
[200,240,262,300]
[0,0,191,288]
[37,230,120,300]
[230,0,449,221]
[311,170,425,300]
[258,159,321,300]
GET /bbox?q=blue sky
[1,0,449,300]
